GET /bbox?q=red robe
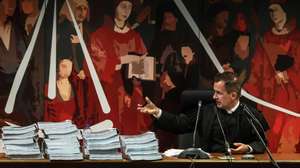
[44,73,85,128]
[121,85,152,135]
[244,21,300,153]
[84,25,152,134]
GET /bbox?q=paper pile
[82,128,122,160]
[37,121,83,160]
[120,132,162,160]
[2,124,43,159]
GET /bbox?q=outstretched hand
[137,97,160,116]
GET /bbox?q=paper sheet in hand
[127,56,155,81]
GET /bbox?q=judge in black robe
[139,72,270,154]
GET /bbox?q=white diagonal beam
[66,0,110,113]
[174,0,300,117]
[5,0,49,114]
[48,0,57,99]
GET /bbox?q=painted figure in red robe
[84,0,151,134]
[44,59,85,128]
[244,1,300,153]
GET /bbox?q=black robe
[155,102,269,153]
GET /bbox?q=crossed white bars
[6,0,298,117]
[5,0,110,114]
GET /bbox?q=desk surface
[0,153,299,168]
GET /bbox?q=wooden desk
[0,153,299,168]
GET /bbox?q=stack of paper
[37,121,83,160]
[82,128,122,160]
[1,124,43,159]
[120,132,162,160]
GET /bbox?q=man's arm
[154,107,198,134]
[138,97,198,134]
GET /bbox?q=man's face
[234,13,247,32]
[181,46,194,64]
[2,0,16,17]
[163,12,177,27]
[58,59,73,78]
[269,4,286,25]
[21,0,36,15]
[215,10,229,29]
[213,81,236,110]
[75,5,88,22]
[115,1,132,22]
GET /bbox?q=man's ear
[231,91,238,99]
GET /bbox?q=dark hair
[207,2,229,22]
[213,72,241,96]
[113,0,134,14]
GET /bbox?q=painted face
[115,1,132,22]
[181,46,194,64]
[163,11,177,27]
[2,0,16,17]
[234,13,247,32]
[213,81,236,110]
[75,5,88,22]
[21,0,37,15]
[215,10,229,29]
[269,4,286,25]
[58,59,73,78]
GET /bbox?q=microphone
[193,101,202,148]
[242,104,280,168]
[241,104,266,134]
[178,100,210,159]
[214,106,233,158]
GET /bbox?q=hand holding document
[119,54,156,81]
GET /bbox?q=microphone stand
[214,106,233,164]
[243,104,280,168]
[178,100,210,159]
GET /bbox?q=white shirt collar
[226,101,240,114]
